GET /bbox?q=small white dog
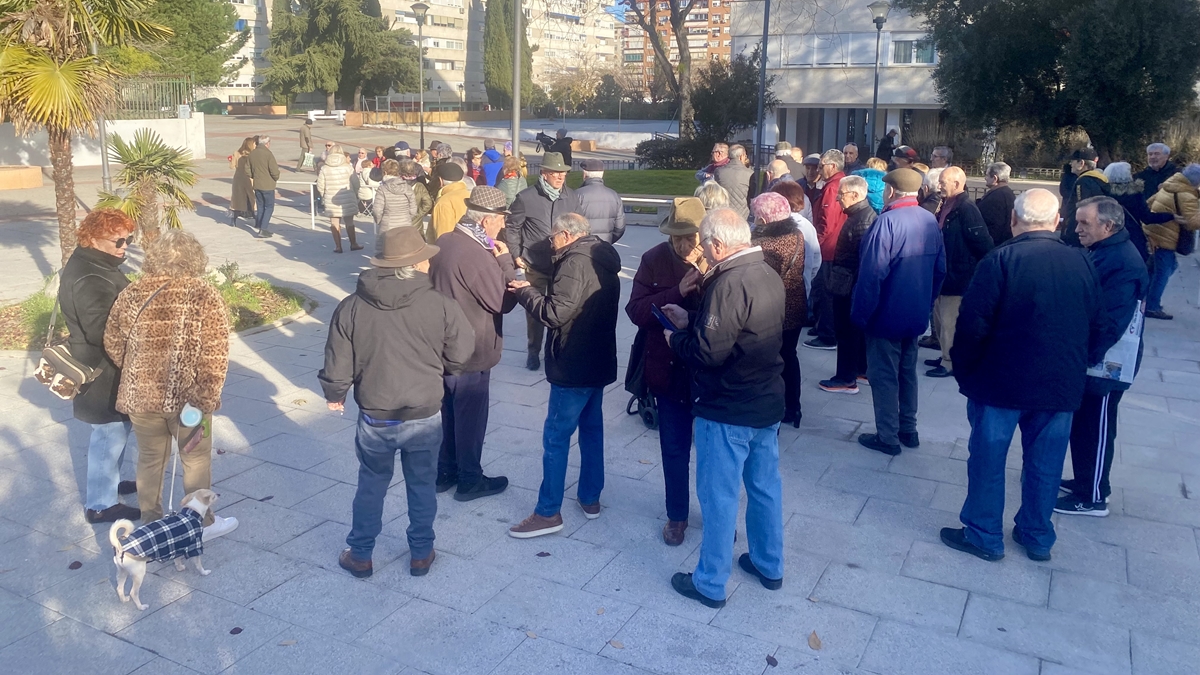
[109,489,217,610]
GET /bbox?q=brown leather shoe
[662,520,688,547]
[338,548,373,578]
[85,503,141,524]
[508,512,564,538]
[410,550,436,577]
[580,502,601,519]
[117,481,138,496]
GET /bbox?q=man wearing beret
[430,162,470,243]
[576,158,626,244]
[851,168,946,456]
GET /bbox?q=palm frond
[95,188,142,219]
[0,44,116,132]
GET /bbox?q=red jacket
[817,172,848,260]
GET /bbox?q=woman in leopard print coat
[105,230,233,534]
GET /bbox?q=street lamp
[753,0,772,191]
[411,2,429,149]
[867,0,890,156]
[511,0,523,163]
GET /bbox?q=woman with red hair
[59,208,141,523]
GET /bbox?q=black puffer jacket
[506,181,583,275]
[515,235,622,388]
[59,246,129,424]
[939,195,995,296]
[1136,161,1178,200]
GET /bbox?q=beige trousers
[131,412,215,526]
[935,295,963,370]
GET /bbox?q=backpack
[623,328,658,430]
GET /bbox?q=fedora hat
[369,227,439,268]
[660,197,706,236]
[465,186,510,215]
[540,152,570,172]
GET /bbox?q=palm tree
[0,0,170,266]
[96,129,198,242]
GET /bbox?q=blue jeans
[960,400,1073,556]
[85,420,133,511]
[692,416,784,601]
[254,189,275,232]
[655,396,693,523]
[348,413,441,560]
[1147,248,1177,311]
[535,385,605,517]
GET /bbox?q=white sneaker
[204,515,239,540]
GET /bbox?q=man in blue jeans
[663,208,787,608]
[946,189,1105,562]
[319,227,475,578]
[507,213,622,538]
[247,136,280,238]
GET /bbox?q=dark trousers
[865,335,919,446]
[832,294,866,383]
[438,370,491,485]
[656,396,693,523]
[811,262,836,343]
[781,327,802,416]
[524,267,550,357]
[1067,390,1123,503]
[254,189,275,232]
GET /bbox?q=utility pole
[91,40,112,193]
[752,0,771,192]
[511,0,523,161]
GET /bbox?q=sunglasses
[107,233,136,248]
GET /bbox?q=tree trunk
[326,91,336,113]
[47,126,77,268]
[678,57,694,140]
[137,182,161,244]
[353,83,363,112]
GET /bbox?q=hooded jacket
[514,235,622,388]
[1146,172,1200,252]
[1110,179,1172,261]
[852,167,885,212]
[319,268,475,421]
[59,246,129,424]
[481,148,504,186]
[1084,228,1148,396]
[1061,169,1109,247]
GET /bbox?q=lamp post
[753,0,771,190]
[90,40,112,193]
[867,1,890,155]
[511,0,522,162]
[412,2,429,149]
[458,82,464,110]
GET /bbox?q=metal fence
[108,76,196,120]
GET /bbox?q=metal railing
[108,76,196,120]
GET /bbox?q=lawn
[564,169,698,196]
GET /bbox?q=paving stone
[153,538,306,606]
[0,587,59,650]
[1126,549,1200,598]
[485,531,619,589]
[1055,513,1198,562]
[223,625,404,675]
[1107,464,1188,498]
[371,548,515,613]
[1049,571,1200,647]
[219,498,324,550]
[216,462,336,508]
[1131,631,1200,675]
[1121,444,1200,475]
[817,465,938,506]
[128,657,202,675]
[355,597,526,675]
[208,450,264,485]
[853,498,959,543]
[275,520,408,572]
[29,561,191,633]
[1029,525,1129,585]
[582,551,731,624]
[594,472,677,518]
[229,432,345,471]
[292,481,407,527]
[858,620,1039,675]
[811,563,967,634]
[383,501,509,559]
[1121,490,1200,528]
[570,510,698,566]
[762,647,866,674]
[0,531,104,598]
[481,451,579,495]
[210,417,280,453]
[781,482,867,525]
[490,636,649,675]
[783,514,914,575]
[0,617,155,675]
[476,576,638,652]
[960,594,1131,673]
[901,540,1051,606]
[250,567,409,641]
[602,608,778,675]
[3,491,111,544]
[212,395,289,426]
[886,452,969,487]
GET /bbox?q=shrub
[635,138,712,170]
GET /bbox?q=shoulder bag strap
[44,297,60,349]
[125,282,171,350]
[780,230,803,281]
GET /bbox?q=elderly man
[697,143,730,184]
[876,128,897,161]
[819,175,876,394]
[321,227,475,579]
[1061,148,1109,247]
[663,208,786,608]
[429,186,518,502]
[777,141,803,176]
[843,142,865,173]
[892,146,920,171]
[930,146,953,169]
[1057,197,1148,517]
[430,162,470,242]
[852,168,946,456]
[576,158,626,243]
[247,136,280,238]
[506,152,583,371]
[507,213,621,538]
[764,159,793,190]
[1135,142,1178,200]
[943,189,1104,562]
[716,145,753,220]
[977,162,1016,245]
[805,149,848,351]
[927,167,994,379]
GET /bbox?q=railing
[108,76,195,120]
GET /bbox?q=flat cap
[883,168,924,193]
[435,161,464,182]
[581,158,604,171]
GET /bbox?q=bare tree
[623,0,700,138]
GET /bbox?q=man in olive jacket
[247,136,281,236]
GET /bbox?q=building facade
[621,0,732,96]
[526,0,619,89]
[199,0,271,103]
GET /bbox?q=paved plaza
[0,117,1198,674]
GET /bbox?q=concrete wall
[0,114,207,168]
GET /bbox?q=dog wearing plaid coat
[109,489,217,610]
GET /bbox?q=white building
[524,0,619,90]
[200,0,271,103]
[385,0,488,109]
[731,0,938,155]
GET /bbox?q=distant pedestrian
[549,129,574,167]
[818,175,876,395]
[230,137,256,226]
[298,119,313,171]
[804,149,848,352]
[875,128,897,161]
[576,159,625,244]
[246,135,280,237]
[481,139,504,186]
[1060,148,1109,247]
[977,162,1016,245]
[356,159,380,215]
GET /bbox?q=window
[723,39,731,47]
[892,39,935,64]
[814,33,846,66]
[234,18,247,30]
[710,27,720,37]
[709,40,718,48]
[723,26,730,33]
[625,53,644,62]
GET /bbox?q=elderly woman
[751,191,807,428]
[1104,161,1172,263]
[60,209,141,523]
[769,180,821,297]
[624,197,707,546]
[104,230,236,538]
[693,181,730,213]
[496,156,524,207]
[230,137,256,226]
[372,159,417,255]
[317,144,363,253]
[1145,162,1200,319]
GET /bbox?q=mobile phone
[651,304,679,332]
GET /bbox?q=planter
[0,166,43,190]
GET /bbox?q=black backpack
[624,328,658,430]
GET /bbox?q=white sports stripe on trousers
[1092,392,1110,504]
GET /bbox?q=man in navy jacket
[851,168,946,456]
[1058,197,1148,517]
[943,188,1105,563]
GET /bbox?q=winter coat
[550,137,574,167]
[372,178,418,256]
[851,197,946,340]
[815,172,848,260]
[481,148,504,186]
[1084,228,1149,396]
[514,235,621,389]
[751,219,807,331]
[231,154,255,214]
[299,124,312,152]
[791,213,821,295]
[1146,172,1200,252]
[976,184,1015,245]
[317,153,357,220]
[668,248,785,429]
[357,165,381,202]
[430,181,470,244]
[59,246,129,425]
[318,268,475,421]
[938,194,995,296]
[497,176,523,207]
[505,181,583,275]
[246,145,280,191]
[1110,179,1172,261]
[715,162,753,219]
[104,276,229,415]
[1135,161,1178,201]
[829,200,876,298]
[412,180,433,226]
[1061,170,1109,247]
[951,231,1105,412]
[625,241,701,404]
[429,227,519,374]
[852,168,885,212]
[875,134,895,161]
[799,177,823,224]
[576,177,626,244]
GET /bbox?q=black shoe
[917,335,940,350]
[85,503,141,524]
[1145,309,1173,320]
[925,365,953,378]
[781,410,802,428]
[259,230,274,239]
[940,527,1003,562]
[436,472,458,493]
[1011,526,1051,561]
[1053,494,1109,518]
[526,352,541,370]
[803,338,837,351]
[898,431,919,448]
[454,475,509,502]
[738,553,783,590]
[117,480,138,496]
[670,572,725,608]
[858,433,901,456]
[924,357,942,368]
[806,328,818,336]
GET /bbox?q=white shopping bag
[1086,302,1144,384]
[301,152,316,169]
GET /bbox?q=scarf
[937,193,962,229]
[539,175,561,201]
[455,222,493,250]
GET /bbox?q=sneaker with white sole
[818,379,859,394]
[508,512,564,538]
[1053,494,1109,517]
[204,514,239,540]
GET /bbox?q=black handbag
[624,327,658,430]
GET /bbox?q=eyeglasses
[107,233,135,248]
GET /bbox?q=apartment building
[730,0,938,154]
[526,0,619,88]
[199,0,271,103]
[620,0,732,96]
[384,0,488,109]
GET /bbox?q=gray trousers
[865,335,919,445]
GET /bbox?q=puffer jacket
[852,168,885,212]
[1146,172,1200,252]
[430,181,470,243]
[497,176,523,206]
[372,178,418,256]
[104,276,229,415]
[357,165,382,201]
[576,177,626,243]
[317,153,357,215]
